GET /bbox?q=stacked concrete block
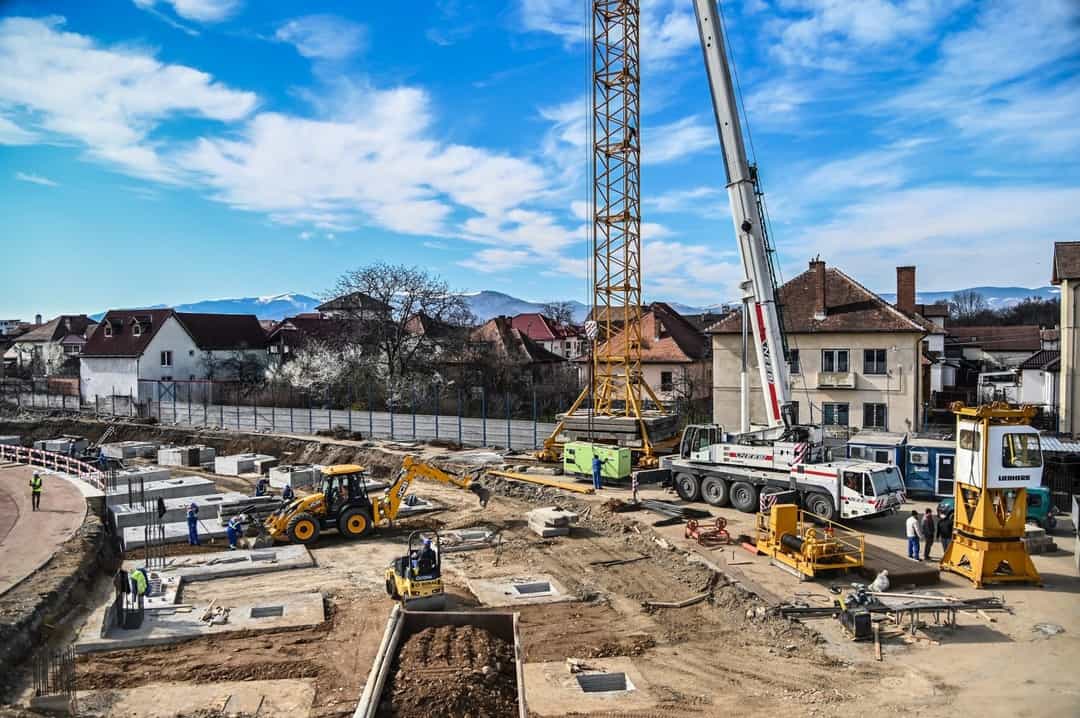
[1022,524,1058,554]
[101,440,158,460]
[157,444,216,467]
[253,457,279,475]
[107,474,216,507]
[109,491,247,529]
[33,436,88,456]
[269,464,317,490]
[527,506,578,538]
[214,453,276,476]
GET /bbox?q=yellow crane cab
[385,530,446,610]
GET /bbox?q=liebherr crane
[656,0,908,522]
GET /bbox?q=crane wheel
[700,476,730,507]
[730,481,759,513]
[338,508,374,539]
[286,512,321,544]
[674,473,701,502]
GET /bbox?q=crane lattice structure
[541,0,668,465]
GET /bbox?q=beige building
[708,261,939,433]
[1052,242,1080,436]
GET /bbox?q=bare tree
[542,301,577,327]
[326,263,474,392]
[949,290,990,323]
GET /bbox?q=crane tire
[730,481,759,513]
[338,508,374,539]
[286,512,321,545]
[806,493,836,522]
[674,473,701,502]
[700,476,730,507]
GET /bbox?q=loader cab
[319,465,373,514]
[681,424,722,460]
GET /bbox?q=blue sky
[1,0,1078,319]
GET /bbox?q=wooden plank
[487,470,596,495]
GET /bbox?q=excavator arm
[375,456,490,523]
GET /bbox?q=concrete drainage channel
[576,672,634,694]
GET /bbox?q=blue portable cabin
[903,437,955,499]
[845,432,907,468]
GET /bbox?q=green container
[563,442,632,480]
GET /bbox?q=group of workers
[183,480,297,549]
[905,507,954,561]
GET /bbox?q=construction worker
[281,483,295,503]
[591,455,604,491]
[186,502,200,546]
[905,510,922,561]
[226,515,243,550]
[255,477,269,497]
[29,472,42,511]
[938,508,954,553]
[130,566,149,609]
[414,537,438,578]
[631,472,640,504]
[920,508,937,561]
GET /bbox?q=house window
[821,349,849,373]
[823,402,849,426]
[787,349,800,374]
[863,349,887,375]
[64,344,81,355]
[660,371,673,392]
[160,350,173,368]
[133,323,142,337]
[863,403,887,429]
[104,324,113,337]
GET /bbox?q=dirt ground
[3,416,1077,717]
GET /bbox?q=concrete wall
[1060,279,1079,436]
[81,357,139,402]
[712,331,922,432]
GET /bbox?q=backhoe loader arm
[378,456,490,523]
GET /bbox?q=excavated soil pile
[379,625,517,718]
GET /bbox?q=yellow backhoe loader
[263,456,489,546]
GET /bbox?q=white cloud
[886,0,1080,155]
[644,239,744,303]
[0,115,36,144]
[459,248,538,273]
[519,0,699,65]
[0,16,257,181]
[14,171,58,187]
[646,185,723,214]
[133,0,240,23]
[789,185,1080,290]
[769,0,966,69]
[298,230,312,240]
[643,115,715,164]
[276,15,368,61]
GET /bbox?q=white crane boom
[691,0,792,428]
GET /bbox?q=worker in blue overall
[281,483,295,503]
[255,477,270,497]
[186,502,200,546]
[591,455,604,491]
[226,515,244,550]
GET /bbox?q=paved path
[0,465,86,596]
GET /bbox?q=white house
[80,309,268,402]
[3,315,96,376]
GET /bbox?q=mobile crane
[264,457,490,546]
[656,0,907,522]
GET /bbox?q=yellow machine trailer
[755,504,865,580]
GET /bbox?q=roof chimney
[896,266,916,315]
[34,314,42,326]
[809,258,827,321]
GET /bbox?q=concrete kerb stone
[109,491,247,529]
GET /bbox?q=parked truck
[660,424,906,521]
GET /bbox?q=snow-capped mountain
[90,293,322,321]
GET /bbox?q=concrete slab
[122,519,229,550]
[441,526,499,553]
[157,445,216,467]
[76,591,325,653]
[145,545,315,583]
[214,453,276,476]
[528,506,578,527]
[253,457,279,475]
[109,492,246,528]
[78,679,316,718]
[101,441,158,460]
[528,519,569,538]
[466,574,573,607]
[523,658,656,715]
[269,464,317,489]
[0,435,20,446]
[33,436,88,456]
[107,475,216,507]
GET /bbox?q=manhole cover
[513,582,552,595]
[576,673,633,693]
[250,605,284,618]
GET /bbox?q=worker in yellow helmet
[29,472,43,511]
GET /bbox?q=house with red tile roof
[80,309,266,402]
[3,315,96,376]
[510,313,585,359]
[709,260,940,433]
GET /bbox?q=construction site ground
[0,417,1077,717]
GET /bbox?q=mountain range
[90,286,1058,323]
